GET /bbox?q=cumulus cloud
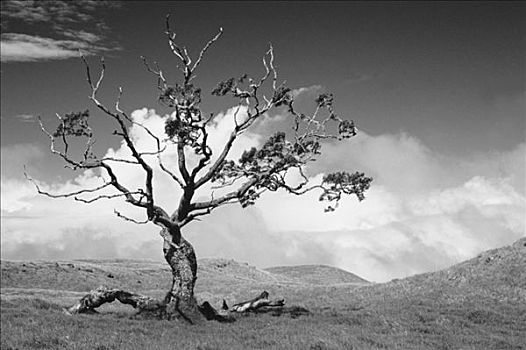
[1,107,524,283]
[252,133,525,281]
[1,107,261,244]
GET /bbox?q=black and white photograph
[1,1,525,349]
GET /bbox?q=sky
[1,1,525,282]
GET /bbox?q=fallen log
[229,291,285,312]
[64,285,165,316]
[64,287,288,322]
[231,291,285,312]
[199,291,286,320]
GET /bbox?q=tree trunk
[64,228,291,323]
[161,229,203,323]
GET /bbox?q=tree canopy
[27,15,372,231]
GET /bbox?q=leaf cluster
[211,132,317,206]
[213,132,295,182]
[315,93,333,108]
[160,83,201,109]
[320,171,373,211]
[272,86,292,107]
[338,120,357,139]
[211,74,251,98]
[164,117,202,150]
[53,110,92,138]
[162,84,210,155]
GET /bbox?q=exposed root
[198,301,236,323]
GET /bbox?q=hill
[338,237,526,349]
[265,264,369,285]
[1,238,525,350]
[0,257,370,308]
[0,257,369,292]
[364,236,526,304]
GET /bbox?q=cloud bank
[1,108,524,282]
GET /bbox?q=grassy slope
[265,265,369,285]
[1,239,525,350]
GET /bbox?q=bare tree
[27,16,372,323]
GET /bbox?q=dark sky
[2,1,525,157]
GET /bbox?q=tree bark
[161,229,203,323]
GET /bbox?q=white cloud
[61,31,102,44]
[291,85,323,98]
[409,176,523,216]
[309,132,447,194]
[250,133,525,281]
[0,178,35,213]
[0,33,99,62]
[1,107,262,243]
[1,108,524,283]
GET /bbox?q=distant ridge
[265,264,370,285]
[0,258,368,292]
[2,238,523,294]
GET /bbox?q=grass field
[1,238,525,349]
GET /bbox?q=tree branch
[140,56,168,92]
[38,115,98,170]
[194,46,282,191]
[75,191,146,204]
[24,168,112,199]
[81,55,159,219]
[114,209,149,225]
[194,131,237,188]
[35,112,163,216]
[191,26,223,73]
[114,89,185,189]
[176,137,191,184]
[191,177,259,212]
